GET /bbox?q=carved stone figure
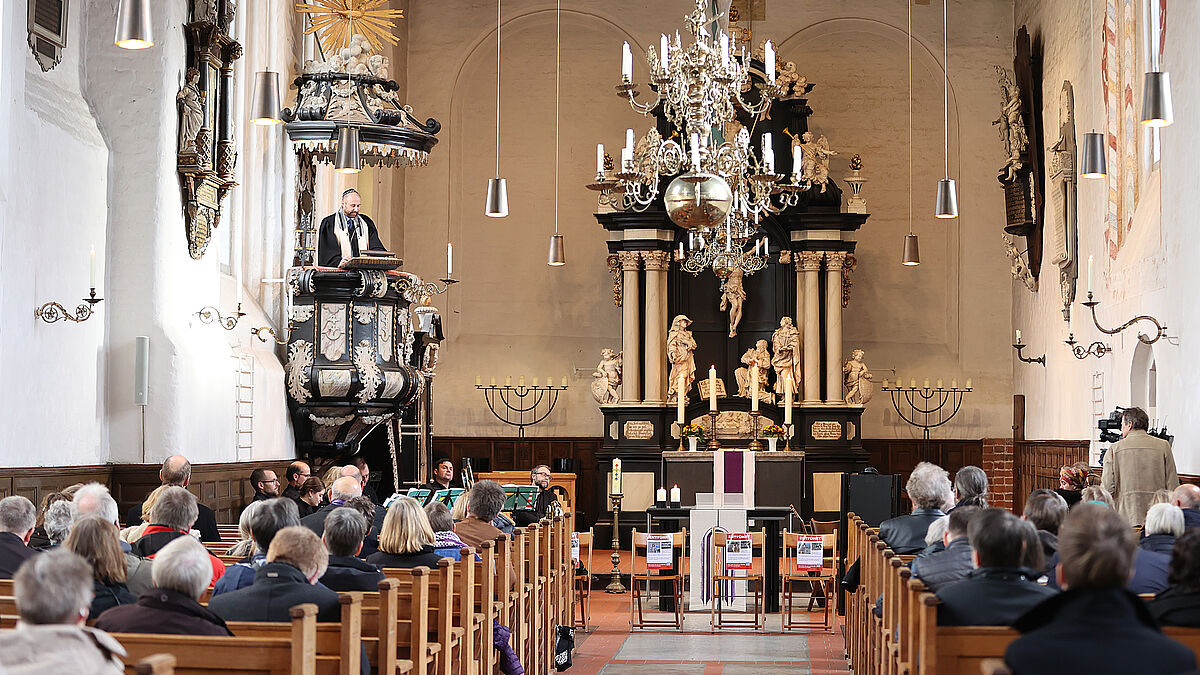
[719,267,746,337]
[666,315,697,404]
[1004,234,1037,292]
[843,349,875,406]
[798,132,837,192]
[993,66,1029,182]
[735,340,773,401]
[177,68,204,152]
[771,317,801,396]
[590,348,622,406]
[1049,81,1079,317]
[191,0,217,23]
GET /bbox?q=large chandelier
[587,0,809,278]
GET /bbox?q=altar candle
[621,42,632,81]
[762,133,774,173]
[750,365,759,412]
[784,378,793,425]
[490,376,497,386]
[965,378,973,389]
[547,375,553,388]
[669,484,681,504]
[446,242,453,277]
[89,245,96,288]
[1087,255,1094,293]
[505,375,512,386]
[937,378,943,389]
[656,486,667,503]
[924,378,930,389]
[676,374,686,424]
[519,375,526,387]
[709,365,718,411]
[475,375,482,386]
[691,133,701,171]
[532,377,539,386]
[1015,329,1021,343]
[611,458,622,494]
[596,144,605,173]
[720,33,729,68]
[659,34,669,70]
[764,40,775,83]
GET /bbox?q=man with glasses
[249,468,281,503]
[281,461,311,507]
[514,464,561,527]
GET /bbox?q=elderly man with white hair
[1125,502,1184,596]
[0,495,38,578]
[94,535,232,636]
[879,462,955,555]
[73,482,155,594]
[0,548,126,672]
[302,472,370,536]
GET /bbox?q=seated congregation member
[879,462,952,554]
[513,464,561,527]
[1023,489,1068,564]
[1080,485,1113,507]
[426,501,469,560]
[224,499,262,557]
[1171,483,1200,530]
[353,456,382,505]
[302,474,367,535]
[28,491,70,549]
[1055,463,1089,508]
[950,466,988,510]
[124,456,220,541]
[935,508,1056,626]
[280,460,311,506]
[1149,530,1200,626]
[73,482,154,595]
[456,481,517,590]
[64,516,137,617]
[120,484,168,543]
[0,549,126,673]
[248,467,282,504]
[130,486,226,586]
[94,535,231,636]
[298,476,326,518]
[910,506,980,591]
[1127,502,1180,595]
[345,495,379,557]
[1005,503,1196,674]
[913,515,949,559]
[319,507,385,591]
[367,495,446,569]
[0,495,38,578]
[39,499,73,549]
[209,526,350,626]
[212,497,300,597]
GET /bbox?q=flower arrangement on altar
[681,424,706,440]
[761,424,786,438]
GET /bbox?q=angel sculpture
[798,132,838,192]
[843,349,875,406]
[993,67,1029,182]
[590,349,622,406]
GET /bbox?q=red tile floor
[564,550,852,675]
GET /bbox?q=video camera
[1097,408,1124,444]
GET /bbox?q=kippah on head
[342,188,359,199]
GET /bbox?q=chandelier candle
[720,33,729,68]
[660,34,669,70]
[765,41,775,82]
[621,42,632,82]
[762,133,774,174]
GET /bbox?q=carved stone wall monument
[1048,80,1079,320]
[843,348,874,406]
[666,314,697,403]
[590,348,622,406]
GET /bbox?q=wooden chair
[112,603,320,675]
[629,529,687,630]
[225,592,362,675]
[709,530,766,631]
[782,530,837,631]
[572,527,594,632]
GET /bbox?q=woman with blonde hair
[366,496,445,568]
[65,515,137,618]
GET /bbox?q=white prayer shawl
[327,212,369,266]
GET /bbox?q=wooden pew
[384,560,460,675]
[467,540,497,675]
[225,592,363,675]
[133,653,177,675]
[111,603,320,675]
[361,571,436,675]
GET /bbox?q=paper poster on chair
[646,534,673,569]
[724,533,753,570]
[795,535,824,571]
[571,532,580,562]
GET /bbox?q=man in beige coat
[1101,407,1179,526]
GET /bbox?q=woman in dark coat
[1150,530,1200,626]
[64,516,137,618]
[366,496,447,569]
[1055,463,1089,508]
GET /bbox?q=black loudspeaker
[842,472,902,527]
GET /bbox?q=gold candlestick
[748,411,763,451]
[706,411,721,450]
[606,493,626,593]
[784,422,794,452]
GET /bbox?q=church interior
[3,0,1200,672]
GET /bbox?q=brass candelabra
[605,493,626,593]
[1064,333,1112,359]
[1081,291,1168,344]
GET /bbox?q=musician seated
[317,188,386,267]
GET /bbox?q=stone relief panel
[319,304,347,361]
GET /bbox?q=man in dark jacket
[425,458,456,492]
[910,506,979,591]
[513,465,561,527]
[209,526,341,622]
[1005,503,1195,674]
[303,476,385,542]
[936,509,1058,625]
[130,486,226,587]
[124,455,220,542]
[94,535,231,635]
[319,507,384,592]
[212,498,300,597]
[878,462,952,554]
[0,496,38,579]
[1171,484,1200,530]
[280,461,311,506]
[248,467,281,504]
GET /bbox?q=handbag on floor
[554,625,575,671]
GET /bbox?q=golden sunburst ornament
[296,0,404,55]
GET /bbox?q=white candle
[764,239,770,256]
[621,41,632,81]
[596,144,605,173]
[965,378,973,389]
[765,41,775,83]
[236,275,244,306]
[709,365,718,411]
[793,144,803,176]
[519,375,526,387]
[720,33,729,68]
[762,133,774,173]
[612,458,622,494]
[910,379,917,388]
[1068,312,1074,334]
[924,378,931,389]
[505,375,512,386]
[561,375,568,386]
[754,239,761,255]
[625,128,635,151]
[784,378,793,425]
[659,34,669,70]
[446,242,453,277]
[691,133,701,171]
[1015,329,1021,343]
[678,242,684,259]
[89,245,96,288]
[1087,255,1094,293]
[490,376,497,386]
[532,377,539,386]
[656,486,667,503]
[937,378,943,389]
[475,375,482,386]
[621,147,633,170]
[951,379,957,389]
[882,379,889,388]
[750,365,759,412]
[669,484,681,504]
[677,374,685,423]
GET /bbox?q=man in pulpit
[317,188,385,267]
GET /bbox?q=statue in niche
[719,267,746,337]
[735,340,773,401]
[993,66,1029,182]
[177,68,204,153]
[666,315,697,404]
[797,132,837,192]
[590,349,622,406]
[771,317,801,397]
[843,349,875,406]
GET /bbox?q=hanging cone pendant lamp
[485,0,509,217]
[902,234,921,266]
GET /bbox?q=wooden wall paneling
[1013,440,1089,513]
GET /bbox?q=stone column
[824,252,848,404]
[641,251,671,404]
[618,251,642,403]
[799,252,824,404]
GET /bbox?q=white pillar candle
[764,239,770,256]
[709,365,718,411]
[656,486,667,503]
[1087,255,1094,293]
[677,374,686,424]
[612,458,622,494]
[1015,329,1021,343]
[793,144,803,176]
[561,375,568,386]
[924,378,930,389]
[691,133,701,171]
[660,34,669,70]
[951,379,957,389]
[1068,312,1074,334]
[621,41,632,81]
[762,133,774,173]
[882,379,889,388]
[505,375,512,386]
[518,375,526,386]
[446,242,453,277]
[784,379,793,425]
[620,147,632,170]
[532,377,539,386]
[720,33,729,68]
[490,376,497,386]
[937,379,943,389]
[750,365,759,412]
[596,144,605,173]
[765,41,775,83]
[966,378,973,389]
[678,242,684,259]
[625,128,635,151]
[910,379,917,388]
[89,245,96,288]
[475,375,482,386]
[669,484,681,503]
